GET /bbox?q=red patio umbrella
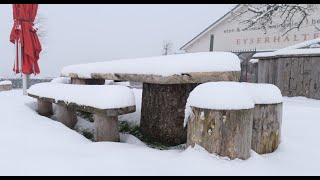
[9,4,42,94]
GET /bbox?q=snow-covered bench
[28,83,136,142]
[0,81,12,92]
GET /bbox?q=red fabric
[10,4,42,75]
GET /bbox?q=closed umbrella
[10,4,42,95]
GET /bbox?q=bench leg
[55,105,78,129]
[38,100,53,117]
[94,114,120,142]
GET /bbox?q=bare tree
[34,13,47,44]
[162,41,172,56]
[230,4,319,35]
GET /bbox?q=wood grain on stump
[55,105,78,129]
[37,99,53,117]
[187,107,253,160]
[140,83,198,146]
[94,115,120,142]
[251,103,283,154]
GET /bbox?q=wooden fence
[257,54,320,100]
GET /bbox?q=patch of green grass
[118,121,185,150]
[77,111,94,122]
[82,129,94,140]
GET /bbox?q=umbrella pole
[22,74,28,95]
[19,42,28,96]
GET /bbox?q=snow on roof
[28,83,135,109]
[242,83,283,104]
[253,38,320,58]
[61,52,241,79]
[184,82,254,126]
[0,81,12,85]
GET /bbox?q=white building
[180,4,320,81]
[181,4,320,54]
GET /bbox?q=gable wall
[185,5,320,53]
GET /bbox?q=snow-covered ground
[1,89,320,175]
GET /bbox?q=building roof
[180,4,242,51]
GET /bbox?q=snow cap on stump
[184,81,255,126]
[242,83,283,104]
[0,81,12,85]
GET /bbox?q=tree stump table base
[140,83,198,146]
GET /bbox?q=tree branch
[229,4,319,35]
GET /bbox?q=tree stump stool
[0,81,13,92]
[244,83,283,154]
[185,82,255,160]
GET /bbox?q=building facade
[180,4,320,82]
[181,5,320,53]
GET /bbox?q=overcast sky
[0,4,235,78]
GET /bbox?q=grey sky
[0,4,235,78]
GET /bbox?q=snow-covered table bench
[60,52,241,145]
[28,83,136,142]
[0,81,12,92]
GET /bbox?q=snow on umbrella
[9,4,42,95]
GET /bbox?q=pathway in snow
[0,90,320,175]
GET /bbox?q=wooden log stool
[244,83,283,154]
[185,82,255,160]
[0,81,13,92]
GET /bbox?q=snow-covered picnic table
[61,52,241,145]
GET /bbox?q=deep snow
[1,89,320,175]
